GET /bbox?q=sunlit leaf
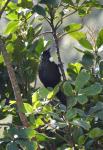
[96,29,103,48]
[4,21,18,35]
[69,31,93,49]
[64,23,82,33]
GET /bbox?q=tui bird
[38,48,67,105]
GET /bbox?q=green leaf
[35,132,52,142]
[89,128,103,138]
[80,83,102,96]
[63,0,74,5]
[64,23,82,33]
[76,94,88,105]
[18,0,33,9]
[96,29,103,48]
[8,127,36,139]
[72,119,91,130]
[47,84,59,99]
[99,61,103,77]
[67,96,77,108]
[78,7,87,17]
[33,5,46,16]
[63,81,73,96]
[31,38,44,57]
[69,31,92,49]
[72,127,83,143]
[32,92,39,104]
[6,12,18,21]
[81,53,94,69]
[66,108,77,120]
[40,0,61,6]
[38,87,49,99]
[78,135,87,145]
[0,55,4,64]
[17,140,37,150]
[89,102,103,114]
[4,21,18,35]
[75,71,90,91]
[6,43,14,53]
[6,142,18,150]
[67,63,82,80]
[96,110,103,121]
[76,108,86,117]
[58,122,67,128]
[23,103,33,113]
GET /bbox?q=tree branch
[0,39,29,127]
[48,8,66,81]
[0,0,11,18]
[0,0,29,128]
[55,10,77,29]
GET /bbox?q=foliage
[0,0,103,150]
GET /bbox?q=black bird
[38,48,66,105]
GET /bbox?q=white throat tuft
[49,57,54,62]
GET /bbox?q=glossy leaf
[33,5,46,16]
[80,83,102,96]
[75,71,90,91]
[76,94,88,105]
[63,81,73,96]
[67,96,77,108]
[81,53,94,69]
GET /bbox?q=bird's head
[40,48,58,63]
[41,48,51,60]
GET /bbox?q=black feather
[38,49,66,105]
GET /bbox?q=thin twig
[54,131,69,143]
[55,10,77,29]
[38,31,53,36]
[0,0,11,18]
[48,7,66,81]
[58,24,84,40]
